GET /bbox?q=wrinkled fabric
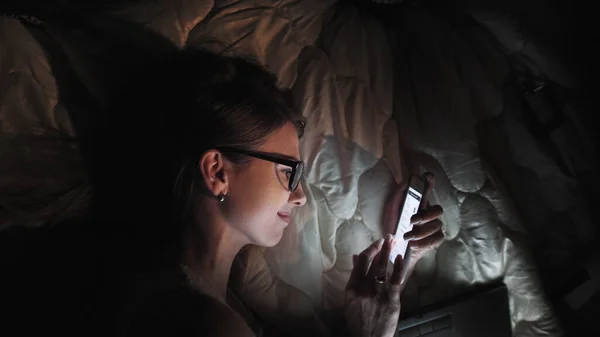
[0,17,93,228]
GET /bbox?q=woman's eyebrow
[265,151,300,162]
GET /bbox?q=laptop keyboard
[398,314,453,337]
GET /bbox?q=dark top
[116,267,263,337]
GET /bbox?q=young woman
[92,49,444,337]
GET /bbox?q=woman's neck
[181,216,247,300]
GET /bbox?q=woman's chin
[256,229,284,248]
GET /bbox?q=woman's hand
[404,206,444,263]
[341,173,445,337]
[344,235,403,337]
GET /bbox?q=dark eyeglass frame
[216,147,304,192]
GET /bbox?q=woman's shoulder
[125,286,255,337]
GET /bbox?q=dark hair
[92,49,304,271]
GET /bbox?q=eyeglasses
[216,147,304,192]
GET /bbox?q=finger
[367,252,383,279]
[379,235,395,273]
[386,183,407,216]
[347,238,384,289]
[388,255,404,301]
[369,234,394,279]
[408,230,445,251]
[404,219,443,241]
[383,183,408,234]
[419,172,435,210]
[410,204,443,225]
[389,254,404,286]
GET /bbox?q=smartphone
[389,176,426,263]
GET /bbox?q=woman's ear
[198,150,228,197]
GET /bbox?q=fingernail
[385,234,394,242]
[404,232,415,240]
[395,255,402,264]
[377,238,385,247]
[411,217,423,225]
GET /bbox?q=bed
[2,1,595,336]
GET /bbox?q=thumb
[383,183,407,234]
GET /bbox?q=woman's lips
[277,213,291,224]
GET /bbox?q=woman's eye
[283,170,292,179]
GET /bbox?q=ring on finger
[374,275,387,284]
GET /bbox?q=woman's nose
[289,184,307,207]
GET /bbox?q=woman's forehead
[259,123,301,160]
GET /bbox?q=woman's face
[222,122,307,247]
